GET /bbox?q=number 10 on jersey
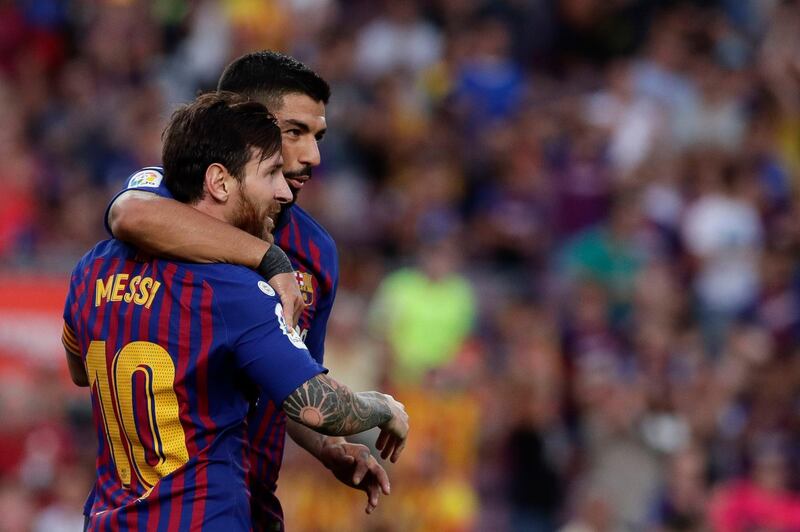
[85,340,189,490]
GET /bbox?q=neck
[194,200,231,225]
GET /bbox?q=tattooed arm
[282,374,409,462]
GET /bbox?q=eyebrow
[285,119,327,140]
[284,119,310,133]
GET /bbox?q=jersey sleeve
[220,273,327,405]
[103,167,173,236]
[62,264,83,356]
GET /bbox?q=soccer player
[63,92,408,531]
[103,52,390,529]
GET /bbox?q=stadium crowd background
[1,0,800,530]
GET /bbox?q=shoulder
[74,239,131,270]
[186,263,280,306]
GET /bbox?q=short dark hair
[217,50,330,110]
[162,92,281,204]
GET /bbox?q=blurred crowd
[2,0,800,530]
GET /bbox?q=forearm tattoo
[283,374,392,436]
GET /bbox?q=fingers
[379,436,396,461]
[282,301,296,330]
[375,428,390,452]
[365,482,380,514]
[369,458,390,495]
[352,451,370,485]
[390,437,406,463]
[292,296,305,329]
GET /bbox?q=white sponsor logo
[128,170,163,189]
[274,303,308,350]
[257,280,275,297]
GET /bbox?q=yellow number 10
[86,340,189,490]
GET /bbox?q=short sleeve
[221,274,326,405]
[62,266,82,356]
[104,168,173,236]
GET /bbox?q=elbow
[71,372,89,387]
[108,198,142,241]
[109,192,163,242]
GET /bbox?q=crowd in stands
[2,0,800,530]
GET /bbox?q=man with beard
[63,92,408,531]
[100,52,391,530]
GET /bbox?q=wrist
[256,244,293,279]
[319,436,347,469]
[248,241,271,269]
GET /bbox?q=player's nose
[275,174,293,203]
[299,139,321,168]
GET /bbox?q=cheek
[280,141,300,167]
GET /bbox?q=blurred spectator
[354,0,442,81]
[709,441,800,531]
[682,156,764,354]
[369,235,476,385]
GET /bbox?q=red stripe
[189,281,215,530]
[167,268,193,532]
[309,240,327,289]
[278,213,293,249]
[291,217,303,262]
[121,261,140,532]
[90,258,132,512]
[147,261,176,531]
[251,402,275,458]
[134,262,155,530]
[104,260,139,513]
[80,260,103,353]
[71,266,90,340]
[264,414,286,485]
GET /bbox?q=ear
[204,163,234,203]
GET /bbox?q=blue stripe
[156,474,173,532]
[177,465,197,530]
[187,275,207,449]
[137,493,149,532]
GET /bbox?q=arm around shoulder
[108,190,268,267]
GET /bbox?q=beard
[231,185,278,241]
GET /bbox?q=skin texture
[285,423,391,513]
[196,150,291,240]
[282,373,409,462]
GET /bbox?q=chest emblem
[294,271,315,306]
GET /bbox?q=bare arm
[283,374,393,435]
[109,191,269,265]
[286,418,346,457]
[110,191,305,327]
[283,373,408,462]
[65,350,88,387]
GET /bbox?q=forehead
[274,93,326,132]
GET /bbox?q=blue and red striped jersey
[105,167,340,529]
[63,238,325,531]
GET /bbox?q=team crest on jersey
[128,170,163,189]
[294,271,314,306]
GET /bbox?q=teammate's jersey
[104,167,340,529]
[63,238,325,531]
